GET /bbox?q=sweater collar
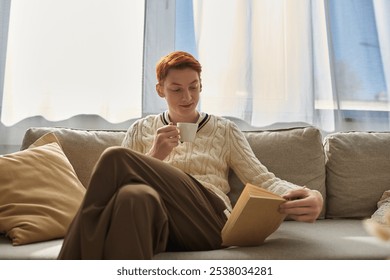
[160,111,210,132]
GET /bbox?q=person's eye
[170,88,182,92]
[190,84,199,90]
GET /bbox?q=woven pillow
[325,131,390,218]
[0,133,85,245]
[371,190,390,224]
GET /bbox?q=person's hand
[279,187,323,223]
[147,123,180,160]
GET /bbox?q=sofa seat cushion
[2,220,388,260]
[324,131,390,219]
[0,235,63,260]
[155,220,390,260]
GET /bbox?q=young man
[58,51,323,259]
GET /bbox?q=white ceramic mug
[177,122,198,142]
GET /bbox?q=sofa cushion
[155,220,390,260]
[0,133,85,245]
[2,220,390,260]
[3,219,389,260]
[228,126,326,218]
[324,131,390,219]
[21,127,127,188]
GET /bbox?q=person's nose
[182,88,192,102]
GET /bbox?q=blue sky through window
[328,0,387,101]
[175,0,197,57]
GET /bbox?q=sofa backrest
[21,125,390,220]
[21,125,327,218]
[229,126,327,219]
[21,127,126,188]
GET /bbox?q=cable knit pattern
[121,112,301,210]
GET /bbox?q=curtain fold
[250,0,314,126]
[373,0,390,114]
[193,0,252,122]
[313,0,337,132]
[142,0,175,116]
[0,0,11,114]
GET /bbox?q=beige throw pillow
[325,131,390,218]
[0,133,85,245]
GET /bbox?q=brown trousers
[58,147,228,259]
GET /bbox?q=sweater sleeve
[227,121,301,196]
[121,120,146,153]
[121,121,137,149]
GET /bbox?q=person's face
[157,68,201,123]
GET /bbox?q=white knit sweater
[121,111,300,210]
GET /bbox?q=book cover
[221,183,287,247]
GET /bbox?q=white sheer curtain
[194,0,390,132]
[2,0,389,133]
[373,0,390,112]
[193,0,334,129]
[1,0,144,126]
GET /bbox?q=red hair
[156,51,202,85]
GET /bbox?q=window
[329,0,386,103]
[1,0,389,145]
[1,0,145,126]
[318,0,389,131]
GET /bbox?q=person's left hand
[279,187,323,223]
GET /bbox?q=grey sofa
[1,123,390,259]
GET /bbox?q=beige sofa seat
[2,220,389,260]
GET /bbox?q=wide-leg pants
[58,147,228,259]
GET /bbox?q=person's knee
[99,146,128,163]
[96,147,139,172]
[116,184,162,209]
[99,146,145,167]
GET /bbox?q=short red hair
[156,51,202,85]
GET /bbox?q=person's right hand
[146,123,180,160]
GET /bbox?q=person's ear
[156,83,165,97]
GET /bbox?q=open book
[221,183,287,247]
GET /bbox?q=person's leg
[59,183,169,260]
[86,147,227,251]
[59,146,228,259]
[103,184,169,259]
